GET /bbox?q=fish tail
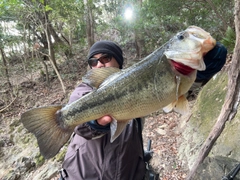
[20,105,73,159]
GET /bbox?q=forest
[0,0,239,180]
[0,0,235,93]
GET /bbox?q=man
[60,40,146,180]
[60,40,227,180]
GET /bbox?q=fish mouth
[164,26,216,71]
[170,60,195,75]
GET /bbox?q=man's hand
[97,115,113,126]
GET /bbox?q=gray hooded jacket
[62,83,146,180]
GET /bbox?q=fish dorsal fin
[110,119,129,142]
[82,67,121,88]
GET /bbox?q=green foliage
[106,0,234,54]
[54,146,67,162]
[35,152,45,167]
[45,5,53,12]
[221,26,236,53]
[0,0,236,86]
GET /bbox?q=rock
[20,81,36,89]
[193,156,240,180]
[3,170,20,180]
[178,71,240,178]
[31,161,60,180]
[0,139,5,147]
[21,157,36,172]
[0,100,4,107]
[155,128,167,135]
[178,72,229,167]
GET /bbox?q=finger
[97,115,113,126]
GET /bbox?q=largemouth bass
[21,26,216,159]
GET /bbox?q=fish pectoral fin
[163,102,176,113]
[110,119,129,143]
[173,95,189,115]
[82,67,121,88]
[163,95,189,115]
[20,105,73,159]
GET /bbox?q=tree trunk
[42,6,58,70]
[0,48,12,91]
[44,6,66,94]
[187,0,240,179]
[36,50,49,87]
[48,22,64,44]
[134,31,145,59]
[134,0,145,59]
[84,0,95,48]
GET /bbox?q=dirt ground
[142,111,189,180]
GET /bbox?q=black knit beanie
[87,40,124,69]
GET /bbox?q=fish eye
[177,34,185,40]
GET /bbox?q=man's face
[89,53,120,69]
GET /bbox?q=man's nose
[96,61,105,68]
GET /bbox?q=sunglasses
[88,54,112,67]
